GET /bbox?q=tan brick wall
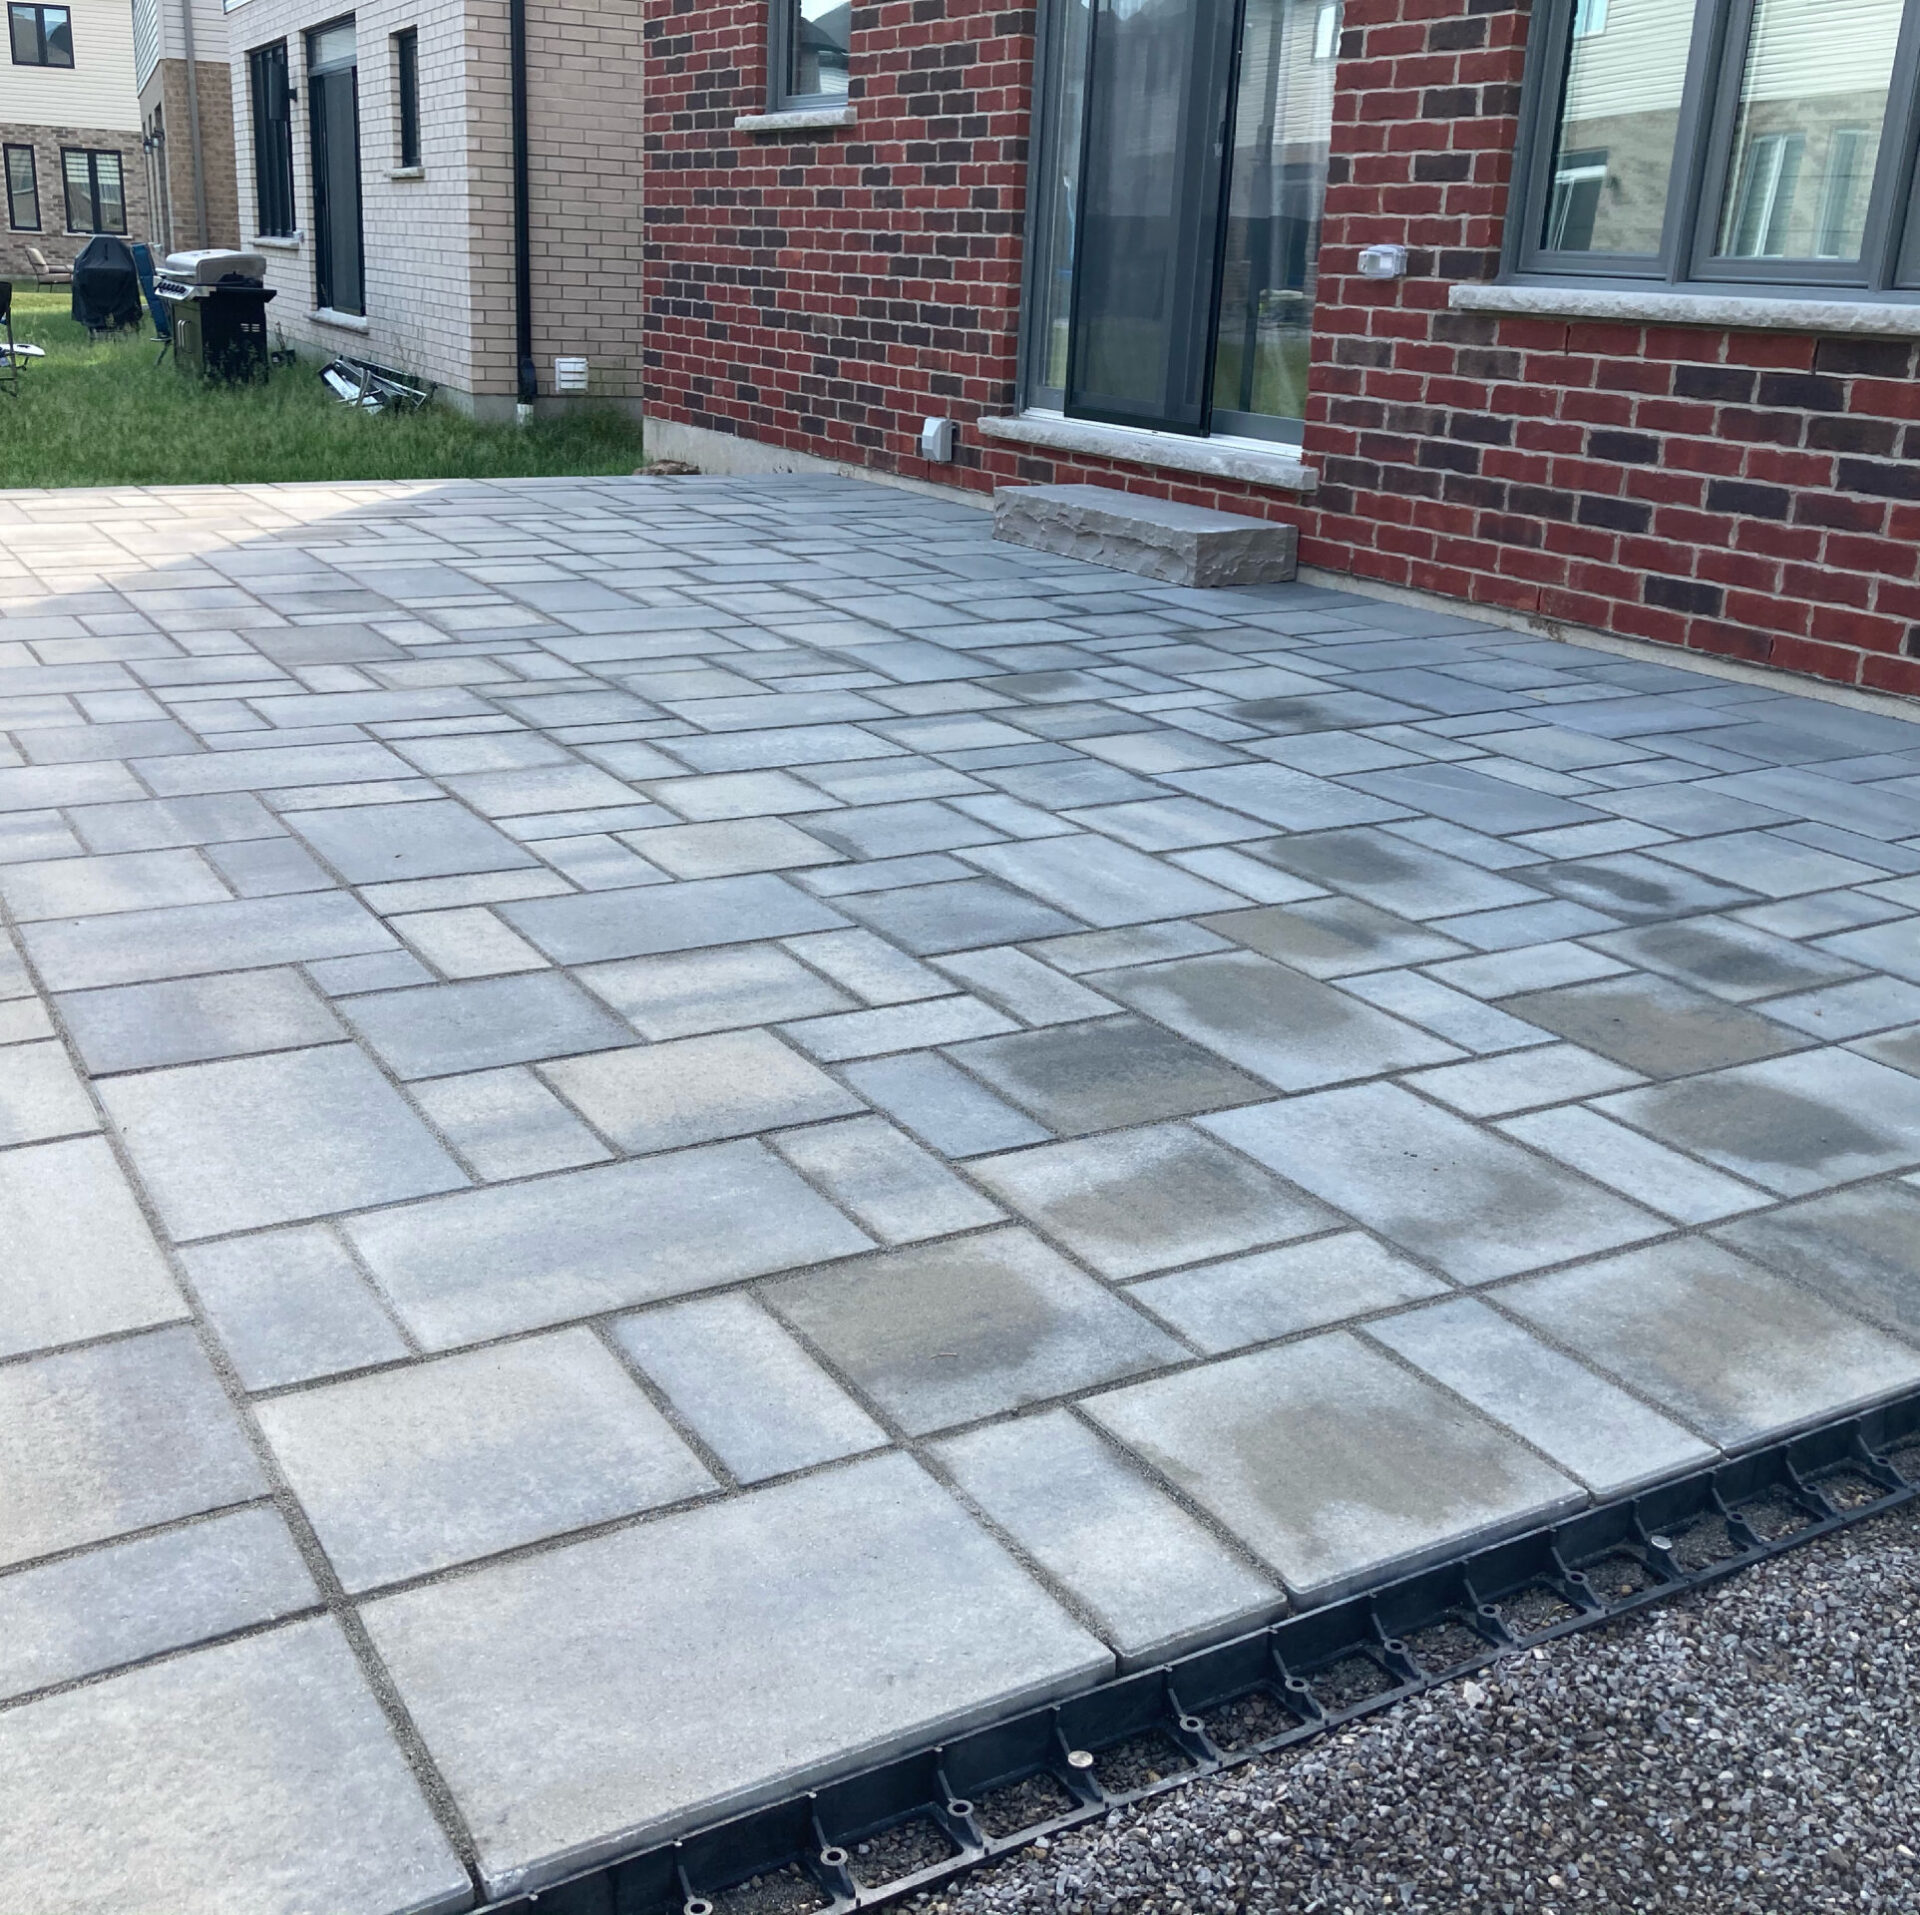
[139,59,241,254]
[0,122,152,279]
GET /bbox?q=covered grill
[70,235,142,334]
[155,250,277,383]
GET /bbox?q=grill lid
[161,250,270,285]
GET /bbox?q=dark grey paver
[1501,1240,1920,1447]
[1712,1182,1920,1337]
[1200,895,1467,977]
[362,1453,1106,1897]
[836,876,1083,954]
[0,1620,471,1915]
[1084,1333,1581,1603]
[768,1226,1185,1433]
[1501,972,1809,1076]
[338,972,636,1079]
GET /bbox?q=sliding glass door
[1032,0,1340,443]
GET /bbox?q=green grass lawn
[0,289,648,488]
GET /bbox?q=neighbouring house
[132,0,240,257]
[2,0,150,277]
[641,0,1920,700]
[222,0,643,416]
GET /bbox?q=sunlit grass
[0,291,647,488]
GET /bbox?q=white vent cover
[553,356,590,393]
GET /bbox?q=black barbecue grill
[155,251,277,382]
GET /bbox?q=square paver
[1083,1334,1582,1603]
[1367,1299,1713,1495]
[0,1136,186,1360]
[338,972,637,1079]
[55,969,345,1074]
[0,1621,470,1915]
[768,1226,1185,1433]
[363,1453,1107,1896]
[1100,950,1461,1090]
[347,1143,874,1348]
[1501,1240,1920,1448]
[256,1329,716,1590]
[541,1028,862,1152]
[771,1116,1004,1241]
[1713,1182,1920,1337]
[1593,1048,1920,1196]
[1204,1082,1664,1283]
[1128,1231,1449,1354]
[409,1067,613,1181]
[179,1225,412,1391]
[100,1044,468,1240]
[612,1293,889,1482]
[288,799,538,882]
[971,1124,1333,1279]
[948,1015,1273,1135]
[933,1411,1281,1666]
[0,1039,100,1146]
[0,1328,267,1569]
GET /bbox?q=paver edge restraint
[500,1387,1920,1915]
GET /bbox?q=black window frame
[60,148,125,235]
[4,143,38,231]
[394,27,420,168]
[8,2,71,66]
[768,0,851,112]
[1506,0,1920,299]
[248,40,297,238]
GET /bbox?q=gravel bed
[915,1501,1920,1915]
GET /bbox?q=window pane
[1715,0,1902,263]
[93,152,124,232]
[397,30,420,166]
[5,147,38,230]
[1542,0,1693,255]
[1066,0,1242,432]
[9,6,37,63]
[1033,0,1091,396]
[793,0,849,98]
[44,4,70,63]
[1210,0,1338,439]
[63,150,92,231]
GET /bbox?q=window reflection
[794,0,851,98]
[1210,0,1338,441]
[1543,0,1692,255]
[1716,0,1901,262]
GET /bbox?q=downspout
[177,0,208,247]
[510,0,537,414]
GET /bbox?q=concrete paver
[4,475,1920,1914]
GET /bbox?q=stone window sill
[1451,281,1920,336]
[733,105,855,132]
[310,307,370,334]
[388,166,425,182]
[976,411,1318,493]
[251,232,302,251]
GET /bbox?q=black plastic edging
[499,1387,1920,1915]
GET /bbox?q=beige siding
[0,0,141,128]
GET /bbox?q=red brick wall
[641,0,1920,699]
[640,0,1033,479]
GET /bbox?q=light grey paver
[54,968,344,1074]
[0,1328,267,1569]
[771,1116,1004,1242]
[840,1049,1052,1154]
[0,1037,101,1144]
[769,1226,1185,1434]
[1404,1043,1644,1117]
[256,1329,715,1590]
[579,942,855,1036]
[1713,1182,1920,1337]
[502,872,847,962]
[933,1410,1281,1666]
[931,945,1118,1024]
[970,1123,1332,1279]
[0,847,232,920]
[1084,1333,1581,1603]
[286,799,539,883]
[541,1028,862,1153]
[0,1136,186,1360]
[617,816,843,878]
[100,1045,468,1240]
[0,1506,319,1702]
[959,834,1245,926]
[179,1225,411,1391]
[1127,1231,1450,1354]
[1592,1048,1920,1196]
[338,972,637,1079]
[837,876,1083,954]
[612,1293,889,1482]
[1367,1298,1714,1495]
[365,1453,1105,1896]
[387,906,550,978]
[0,1619,471,1915]
[1496,1104,1771,1224]
[347,1143,873,1348]
[409,1066,613,1181]
[1501,1241,1920,1447]
[1203,1083,1664,1282]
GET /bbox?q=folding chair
[0,282,19,397]
[131,242,173,366]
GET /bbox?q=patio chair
[24,245,70,289]
[131,242,172,365]
[0,281,15,397]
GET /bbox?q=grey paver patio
[5,475,1920,1915]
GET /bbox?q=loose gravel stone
[914,1501,1920,1915]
